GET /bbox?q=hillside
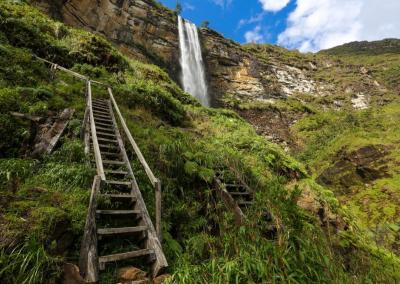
[0,0,400,283]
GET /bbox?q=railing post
[155,179,162,241]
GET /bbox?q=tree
[175,1,182,15]
[200,21,210,29]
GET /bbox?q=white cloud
[237,12,265,29]
[245,26,265,43]
[278,0,400,52]
[183,2,195,11]
[210,0,233,9]
[259,0,291,12]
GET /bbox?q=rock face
[32,0,180,80]
[317,145,392,194]
[32,0,327,105]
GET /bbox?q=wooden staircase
[215,172,254,225]
[79,81,167,282]
[33,58,163,282]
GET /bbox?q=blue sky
[158,0,400,52]
[159,0,295,45]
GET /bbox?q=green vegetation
[292,103,400,254]
[0,1,400,283]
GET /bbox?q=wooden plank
[96,210,140,215]
[46,108,75,154]
[94,117,113,123]
[96,137,118,143]
[96,132,116,138]
[97,226,147,236]
[95,126,115,133]
[31,108,75,156]
[229,191,251,196]
[79,176,101,283]
[238,201,253,206]
[104,170,128,175]
[88,81,105,180]
[98,194,136,200]
[99,249,154,265]
[102,160,125,165]
[95,121,114,128]
[93,114,112,120]
[105,180,131,186]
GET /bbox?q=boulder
[118,266,148,282]
[153,274,171,284]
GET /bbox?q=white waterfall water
[178,16,209,106]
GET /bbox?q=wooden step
[229,191,251,196]
[93,100,108,105]
[92,103,110,110]
[237,201,253,206]
[92,104,109,109]
[96,126,115,133]
[97,226,147,236]
[96,209,141,215]
[94,117,113,123]
[93,109,110,115]
[96,131,116,138]
[95,121,114,128]
[93,113,111,119]
[99,248,154,267]
[102,160,125,166]
[99,193,136,200]
[105,169,128,175]
[105,180,131,186]
[97,137,118,144]
[225,184,245,188]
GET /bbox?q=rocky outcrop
[32,0,330,105]
[317,145,392,194]
[32,0,180,79]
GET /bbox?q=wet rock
[317,145,392,193]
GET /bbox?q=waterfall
[178,16,209,106]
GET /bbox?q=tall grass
[0,238,61,284]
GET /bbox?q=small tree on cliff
[175,1,182,14]
[200,21,210,29]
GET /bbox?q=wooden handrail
[88,81,105,180]
[107,88,158,186]
[35,56,107,86]
[79,175,101,282]
[108,87,162,239]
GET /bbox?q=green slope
[0,1,399,283]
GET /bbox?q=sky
[158,0,400,52]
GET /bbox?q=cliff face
[33,0,181,79]
[32,0,325,105]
